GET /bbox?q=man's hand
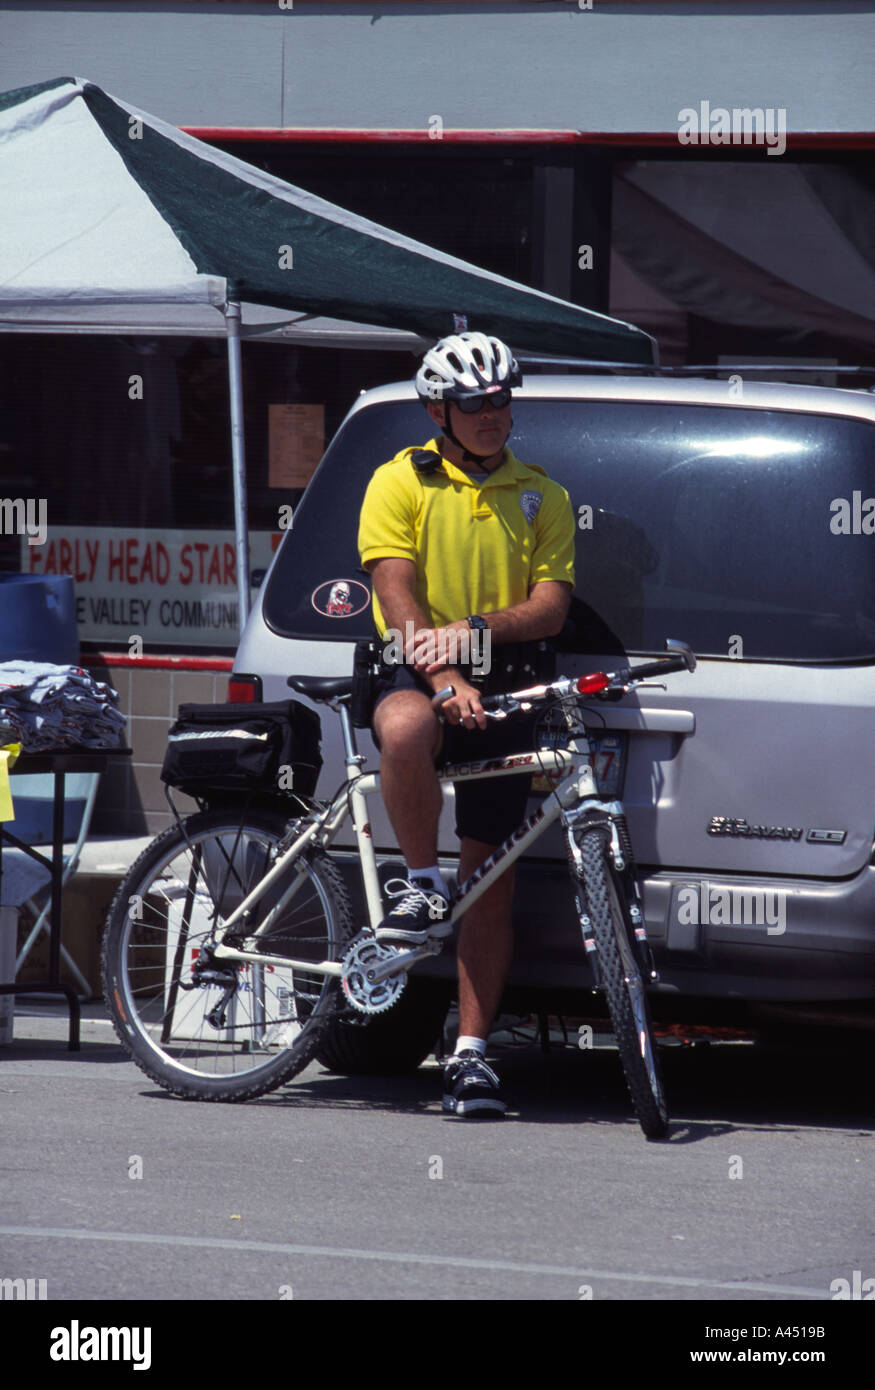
[404,583,572,679]
[405,622,469,675]
[433,675,487,731]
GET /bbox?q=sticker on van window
[311,579,370,618]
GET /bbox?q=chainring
[341,933,407,1015]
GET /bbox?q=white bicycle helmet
[415,331,522,403]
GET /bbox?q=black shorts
[372,663,538,846]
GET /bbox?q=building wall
[0,1,872,135]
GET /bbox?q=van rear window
[262,397,875,663]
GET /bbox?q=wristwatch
[466,614,488,631]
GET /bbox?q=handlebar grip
[621,654,690,683]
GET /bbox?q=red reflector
[227,676,258,703]
[576,671,610,695]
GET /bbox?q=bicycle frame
[208,695,605,982]
[106,643,690,1123]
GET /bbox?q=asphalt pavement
[0,1000,872,1309]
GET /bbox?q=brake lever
[431,685,526,724]
[483,698,533,720]
[597,681,666,701]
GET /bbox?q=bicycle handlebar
[431,640,696,716]
[600,651,693,688]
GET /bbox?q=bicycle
[102,638,697,1137]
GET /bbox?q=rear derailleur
[181,939,240,1029]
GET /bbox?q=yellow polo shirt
[358,437,575,636]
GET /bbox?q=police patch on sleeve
[519,490,543,524]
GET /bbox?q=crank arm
[367,938,443,985]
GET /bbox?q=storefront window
[0,334,418,650]
[609,156,875,375]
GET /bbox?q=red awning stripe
[183,128,875,149]
[80,654,234,671]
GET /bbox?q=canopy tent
[0,300,429,348]
[0,76,655,628]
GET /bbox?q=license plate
[531,731,627,798]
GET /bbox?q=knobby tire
[576,825,669,1139]
[102,807,354,1101]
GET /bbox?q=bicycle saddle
[287,675,353,701]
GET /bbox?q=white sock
[455,1035,487,1057]
[408,865,450,900]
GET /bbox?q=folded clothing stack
[0,662,126,751]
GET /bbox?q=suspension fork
[563,800,659,986]
[604,802,659,985]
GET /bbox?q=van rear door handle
[581,706,696,734]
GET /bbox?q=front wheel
[575,825,669,1138]
[102,807,354,1101]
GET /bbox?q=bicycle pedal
[380,946,421,973]
[406,939,444,962]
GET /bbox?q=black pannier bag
[161,700,322,802]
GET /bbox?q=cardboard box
[15,874,121,998]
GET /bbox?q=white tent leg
[225,299,250,633]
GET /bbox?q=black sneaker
[374,878,452,946]
[442,1050,506,1117]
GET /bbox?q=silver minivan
[232,374,875,1067]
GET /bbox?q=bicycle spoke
[102,810,354,1099]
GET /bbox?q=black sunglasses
[453,388,513,414]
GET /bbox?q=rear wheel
[102,807,354,1101]
[575,824,669,1138]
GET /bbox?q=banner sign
[21,528,278,647]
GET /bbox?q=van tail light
[576,672,610,695]
[227,673,262,703]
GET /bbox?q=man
[358,331,575,1116]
